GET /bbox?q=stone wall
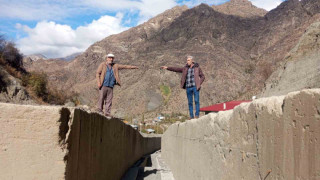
[162,89,320,180]
[0,103,161,180]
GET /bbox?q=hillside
[24,0,320,117]
[0,38,74,105]
[261,21,320,97]
[0,66,33,104]
[212,0,267,18]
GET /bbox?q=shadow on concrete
[136,169,158,180]
[122,153,155,180]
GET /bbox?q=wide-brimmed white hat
[107,53,115,58]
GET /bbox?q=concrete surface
[0,103,161,180]
[123,150,175,180]
[137,151,175,180]
[0,104,68,180]
[162,89,320,180]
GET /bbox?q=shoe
[195,116,199,119]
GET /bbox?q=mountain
[24,0,320,117]
[212,0,267,18]
[243,0,320,97]
[24,54,47,61]
[59,52,82,61]
[261,21,320,97]
[22,54,47,67]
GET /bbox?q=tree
[2,42,23,69]
[0,35,5,54]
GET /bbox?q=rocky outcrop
[162,89,320,180]
[212,0,267,18]
[24,54,47,61]
[261,22,320,97]
[0,103,161,180]
[0,66,34,104]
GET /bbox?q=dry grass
[21,72,79,105]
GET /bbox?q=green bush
[160,85,170,96]
[160,84,171,104]
[22,72,47,97]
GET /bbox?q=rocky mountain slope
[0,66,34,104]
[23,54,47,62]
[58,52,82,61]
[212,0,267,18]
[24,0,320,117]
[261,21,320,97]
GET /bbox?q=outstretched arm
[161,66,183,73]
[117,64,139,70]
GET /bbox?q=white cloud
[249,0,284,11]
[0,0,177,22]
[17,14,128,58]
[0,1,73,21]
[82,0,177,24]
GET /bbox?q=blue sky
[0,0,284,58]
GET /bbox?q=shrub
[0,72,7,91]
[0,36,25,78]
[0,35,5,53]
[245,62,255,74]
[47,88,79,105]
[160,84,171,105]
[160,85,170,96]
[21,72,75,105]
[1,42,23,69]
[22,72,47,97]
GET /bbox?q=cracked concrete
[162,89,320,180]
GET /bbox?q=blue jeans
[186,86,200,118]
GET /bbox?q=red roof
[200,101,251,112]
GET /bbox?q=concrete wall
[0,104,161,180]
[162,89,320,180]
[65,109,161,180]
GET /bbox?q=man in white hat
[96,53,138,118]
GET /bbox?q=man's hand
[160,66,168,69]
[133,66,139,69]
[97,83,101,88]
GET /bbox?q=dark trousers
[186,86,200,118]
[97,86,113,115]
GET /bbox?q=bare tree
[0,35,5,54]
